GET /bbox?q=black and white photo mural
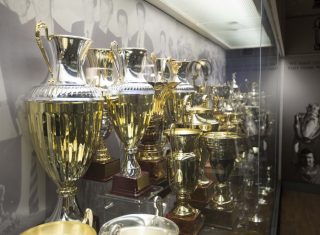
[282,55,320,186]
[0,0,225,233]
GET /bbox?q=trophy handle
[153,196,164,217]
[109,224,121,235]
[35,21,53,77]
[82,208,93,227]
[187,60,201,88]
[110,41,125,81]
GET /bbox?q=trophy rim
[164,128,202,136]
[88,47,112,52]
[187,106,213,114]
[51,34,92,42]
[21,221,96,235]
[201,131,243,140]
[120,47,148,52]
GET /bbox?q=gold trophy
[106,43,155,197]
[26,22,103,221]
[165,60,194,127]
[137,55,179,185]
[184,107,218,209]
[200,132,243,229]
[83,48,120,181]
[164,127,204,235]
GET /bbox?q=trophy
[184,107,218,209]
[105,43,155,197]
[165,60,195,127]
[83,48,120,181]
[26,22,103,221]
[137,55,179,185]
[164,127,204,235]
[200,132,244,229]
[188,59,212,108]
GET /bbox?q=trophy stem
[211,183,233,210]
[121,147,141,178]
[46,186,82,222]
[173,192,196,217]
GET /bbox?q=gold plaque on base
[138,157,167,185]
[203,205,238,230]
[190,180,214,209]
[110,171,151,198]
[166,209,204,235]
[84,158,120,182]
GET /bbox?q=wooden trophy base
[166,210,204,235]
[138,158,167,185]
[203,205,238,230]
[190,181,214,209]
[110,171,151,198]
[84,158,120,182]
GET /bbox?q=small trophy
[27,22,103,221]
[164,127,204,235]
[201,132,244,230]
[83,48,120,181]
[184,108,217,209]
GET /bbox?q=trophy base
[203,205,238,230]
[138,157,167,185]
[110,171,151,198]
[190,181,214,209]
[166,210,204,235]
[84,158,120,182]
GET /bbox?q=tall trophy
[83,48,120,181]
[26,22,103,221]
[201,132,243,229]
[164,127,204,235]
[165,60,194,127]
[137,55,179,185]
[105,42,155,197]
[185,108,218,209]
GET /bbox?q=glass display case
[76,1,281,234]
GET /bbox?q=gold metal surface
[138,57,178,162]
[29,22,100,221]
[107,44,155,179]
[165,127,201,217]
[20,221,96,235]
[200,131,244,210]
[106,93,154,177]
[165,60,195,126]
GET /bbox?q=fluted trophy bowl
[200,132,243,210]
[164,128,201,217]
